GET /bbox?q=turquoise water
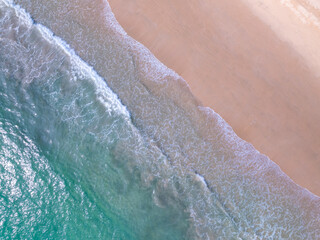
[0,73,190,239]
[1,0,320,239]
[0,6,191,238]
[0,44,192,240]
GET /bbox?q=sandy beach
[109,0,320,196]
[2,0,320,237]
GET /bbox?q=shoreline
[5,0,320,237]
[108,0,320,196]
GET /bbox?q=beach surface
[108,0,320,196]
[2,0,320,237]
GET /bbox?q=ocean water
[0,0,319,239]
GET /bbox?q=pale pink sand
[109,0,320,196]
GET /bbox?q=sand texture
[109,0,320,196]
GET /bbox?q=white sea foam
[281,0,320,28]
[3,0,320,238]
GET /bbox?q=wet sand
[108,0,320,196]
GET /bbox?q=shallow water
[0,5,193,238]
[1,0,320,239]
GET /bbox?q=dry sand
[108,0,320,196]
